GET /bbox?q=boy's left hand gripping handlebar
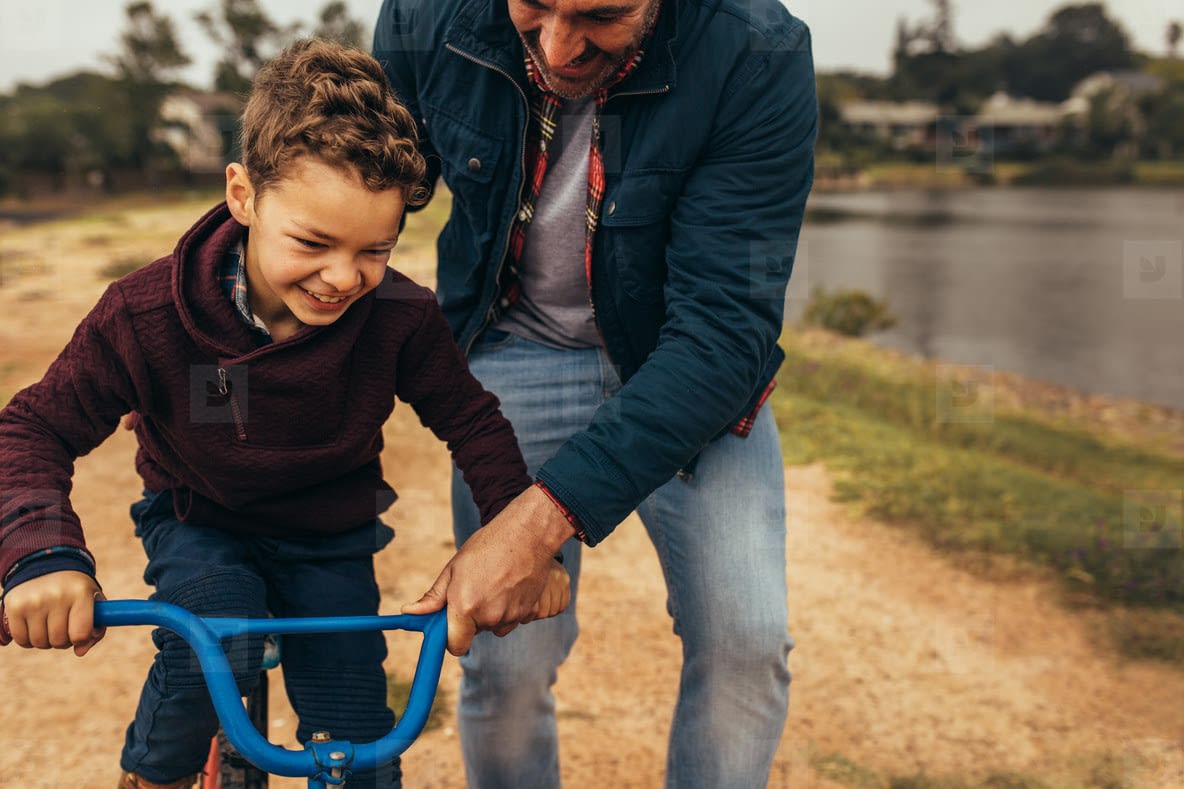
[94,599,446,779]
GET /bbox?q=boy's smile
[225,156,406,341]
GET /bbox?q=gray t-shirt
[495,97,600,349]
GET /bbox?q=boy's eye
[295,238,325,249]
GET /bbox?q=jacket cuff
[533,480,589,545]
[3,547,97,591]
[730,378,777,438]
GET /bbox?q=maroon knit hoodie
[0,203,530,583]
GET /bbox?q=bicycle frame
[94,600,446,789]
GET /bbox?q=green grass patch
[773,330,1184,659]
[810,751,1058,788]
[98,256,149,280]
[1133,160,1184,186]
[386,672,449,734]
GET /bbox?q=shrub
[801,286,897,337]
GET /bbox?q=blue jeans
[451,331,791,788]
[119,490,401,787]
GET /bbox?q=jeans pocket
[472,327,518,353]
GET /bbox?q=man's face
[508,0,660,99]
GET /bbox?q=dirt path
[1,213,1182,787]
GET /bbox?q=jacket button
[606,201,616,216]
[467,157,482,173]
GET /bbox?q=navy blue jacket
[375,0,817,543]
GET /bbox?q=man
[376,0,816,785]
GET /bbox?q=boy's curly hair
[240,38,428,204]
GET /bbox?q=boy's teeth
[308,291,346,303]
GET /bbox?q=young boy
[0,39,567,789]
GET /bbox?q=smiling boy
[0,39,567,789]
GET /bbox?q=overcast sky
[0,1,1178,92]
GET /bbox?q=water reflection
[791,187,1184,408]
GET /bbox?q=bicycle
[93,599,447,789]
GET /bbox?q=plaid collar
[219,239,271,337]
[496,8,659,315]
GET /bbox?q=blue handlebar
[94,600,446,779]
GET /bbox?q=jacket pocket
[600,170,685,303]
[423,101,503,187]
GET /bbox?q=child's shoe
[116,771,200,789]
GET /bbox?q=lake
[789,187,1184,410]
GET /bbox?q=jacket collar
[446,0,677,95]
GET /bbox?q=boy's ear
[225,163,255,226]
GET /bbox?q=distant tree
[313,1,369,49]
[927,0,955,55]
[0,73,140,194]
[196,0,300,95]
[1081,85,1137,158]
[1168,20,1183,59]
[1139,82,1184,158]
[1008,3,1136,101]
[107,1,192,171]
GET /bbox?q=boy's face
[225,156,405,341]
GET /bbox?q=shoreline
[814,159,1184,192]
[786,327,1184,458]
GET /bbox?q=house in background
[969,91,1066,156]
[155,91,243,174]
[837,100,939,151]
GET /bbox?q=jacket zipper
[585,85,671,360]
[444,42,670,365]
[444,43,532,356]
[217,367,247,441]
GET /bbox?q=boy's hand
[0,571,106,656]
[523,559,571,623]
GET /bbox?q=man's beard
[522,1,659,100]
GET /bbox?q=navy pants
[119,490,401,787]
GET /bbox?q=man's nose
[538,19,584,68]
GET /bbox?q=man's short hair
[240,38,427,203]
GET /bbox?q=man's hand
[0,571,106,656]
[403,484,576,655]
